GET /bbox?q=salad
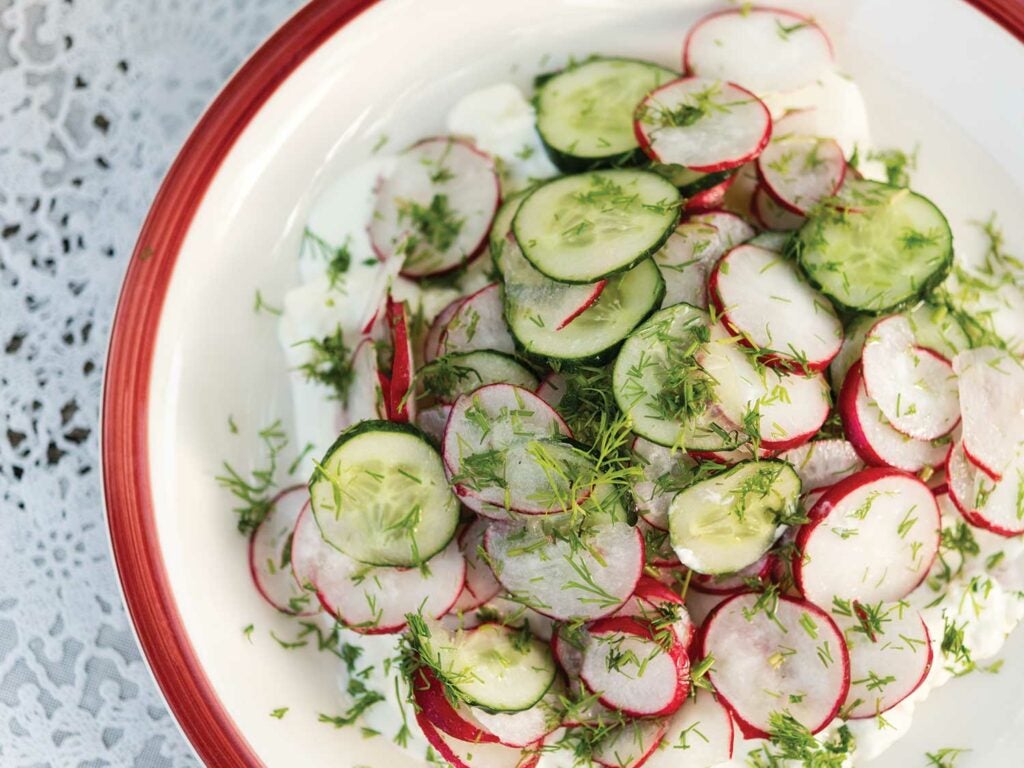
[225,5,1024,768]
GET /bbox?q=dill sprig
[746,712,855,767]
[300,227,352,289]
[215,420,288,534]
[294,326,355,403]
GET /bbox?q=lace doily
[0,1,299,764]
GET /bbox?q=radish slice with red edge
[752,184,805,231]
[756,137,846,216]
[682,172,737,213]
[289,501,321,595]
[580,616,689,718]
[947,440,1024,537]
[613,575,695,648]
[411,667,498,744]
[690,554,773,596]
[416,404,452,445]
[832,602,933,719]
[861,315,960,441]
[425,296,466,362]
[534,372,565,409]
[839,361,952,473]
[683,7,833,94]
[450,518,503,613]
[313,538,465,634]
[779,439,865,493]
[485,517,644,622]
[248,486,318,616]
[414,709,541,768]
[643,689,734,767]
[370,136,500,279]
[386,297,415,422]
[439,282,516,357]
[689,209,756,248]
[953,346,1024,481]
[795,467,940,606]
[631,436,696,531]
[701,592,849,738]
[592,718,669,768]
[709,243,843,371]
[635,78,771,173]
[339,338,388,428]
[470,687,564,748]
[653,219,721,309]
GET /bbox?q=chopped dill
[295,326,355,402]
[215,420,288,534]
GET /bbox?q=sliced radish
[415,709,541,768]
[861,316,960,441]
[638,518,681,568]
[683,7,833,94]
[701,593,849,737]
[757,137,846,216]
[370,136,500,279]
[643,689,734,767]
[289,501,322,594]
[779,439,865,493]
[439,282,516,357]
[485,518,643,622]
[313,538,465,634]
[534,372,565,409]
[632,436,696,531]
[248,486,318,615]
[341,338,388,427]
[450,518,503,614]
[751,184,805,231]
[839,361,951,473]
[795,468,940,606]
[592,718,668,768]
[688,210,756,249]
[833,603,932,719]
[709,243,842,371]
[683,173,737,214]
[386,297,415,422]
[635,78,771,173]
[614,575,695,648]
[470,687,563,748]
[417,404,452,445]
[947,440,1024,537]
[953,347,1024,480]
[425,296,466,362]
[411,667,498,744]
[684,588,729,628]
[690,555,773,596]
[722,162,760,220]
[580,616,689,718]
[654,219,722,309]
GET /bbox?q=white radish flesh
[654,219,722,309]
[862,316,960,441]
[953,346,1024,480]
[643,689,734,767]
[688,210,756,249]
[613,575,695,648]
[757,137,846,215]
[450,518,503,613]
[440,282,516,357]
[701,593,849,737]
[289,501,322,595]
[592,718,669,768]
[779,439,865,493]
[425,296,466,362]
[947,440,1024,537]
[631,436,696,531]
[470,688,563,748]
[249,487,318,615]
[416,404,452,445]
[415,710,541,768]
[341,338,388,427]
[795,468,940,606]
[752,184,805,231]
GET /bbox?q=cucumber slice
[513,170,681,283]
[612,303,739,450]
[649,163,734,196]
[309,420,459,567]
[490,190,531,275]
[507,257,664,362]
[535,57,677,171]
[430,623,557,713]
[419,351,539,404]
[668,459,800,574]
[791,180,953,313]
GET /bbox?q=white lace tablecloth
[0,1,300,764]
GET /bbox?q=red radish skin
[635,78,772,173]
[556,280,608,330]
[613,575,695,647]
[683,172,737,213]
[953,347,1024,482]
[386,297,415,422]
[752,184,805,231]
[701,593,850,738]
[534,372,565,409]
[411,667,498,744]
[414,709,541,768]
[757,137,846,216]
[248,486,319,616]
[795,468,941,606]
[425,297,466,362]
[947,440,1024,537]
[450,518,503,613]
[580,616,690,718]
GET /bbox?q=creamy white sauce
[277,72,1024,767]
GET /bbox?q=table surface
[0,1,300,765]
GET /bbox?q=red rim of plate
[100,2,1021,766]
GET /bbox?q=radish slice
[683,8,833,94]
[953,347,1024,480]
[632,436,696,531]
[682,173,737,214]
[416,404,452,445]
[701,593,849,737]
[341,338,388,427]
[592,718,669,768]
[425,297,466,362]
[439,282,516,357]
[839,361,952,473]
[861,316,960,441]
[832,603,933,719]
[643,690,734,767]
[757,137,846,216]
[635,78,771,173]
[779,439,865,493]
[722,162,760,220]
[580,616,689,717]
[709,243,843,371]
[795,468,940,606]
[653,219,722,309]
[470,688,563,748]
[534,372,565,409]
[313,538,465,634]
[688,210,756,249]
[690,555,773,596]
[485,518,644,622]
[370,136,500,279]
[638,518,681,568]
[412,667,498,744]
[450,518,503,614]
[415,709,541,768]
[289,501,322,594]
[947,440,1024,537]
[249,487,318,616]
[752,184,805,231]
[614,575,695,648]
[386,297,415,422]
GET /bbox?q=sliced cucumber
[612,303,739,451]
[668,459,800,575]
[513,170,681,283]
[507,258,664,362]
[419,351,538,404]
[649,163,734,196]
[431,623,557,713]
[791,180,953,313]
[309,421,459,567]
[490,190,531,275]
[535,57,677,171]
